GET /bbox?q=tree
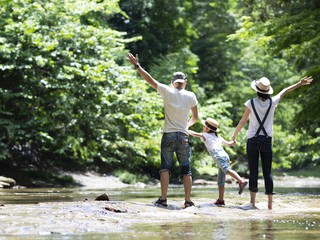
[190,0,240,94]
[0,0,162,182]
[108,0,197,69]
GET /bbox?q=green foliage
[190,0,240,94]
[225,0,320,170]
[108,0,197,68]
[114,169,150,184]
[228,0,320,133]
[149,47,201,94]
[0,0,162,175]
[0,0,319,184]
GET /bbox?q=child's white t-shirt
[202,133,229,159]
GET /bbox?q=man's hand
[127,53,139,66]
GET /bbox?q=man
[127,53,198,208]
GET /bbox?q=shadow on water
[0,185,319,239]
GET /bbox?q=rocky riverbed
[0,189,319,238]
[0,172,319,239]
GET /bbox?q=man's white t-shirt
[157,83,198,135]
[245,96,281,138]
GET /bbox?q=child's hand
[231,140,237,146]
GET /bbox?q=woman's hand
[299,76,313,86]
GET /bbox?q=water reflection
[248,220,275,240]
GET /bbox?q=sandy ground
[68,172,130,188]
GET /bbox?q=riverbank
[67,171,320,189]
[2,167,320,190]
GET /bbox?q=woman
[232,76,313,210]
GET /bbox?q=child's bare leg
[226,169,246,183]
[227,169,248,194]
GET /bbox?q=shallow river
[0,178,319,239]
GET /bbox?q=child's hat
[251,77,273,94]
[202,118,220,132]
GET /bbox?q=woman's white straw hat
[251,77,273,94]
[202,118,220,132]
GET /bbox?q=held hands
[225,139,237,147]
[230,136,237,146]
[299,76,313,86]
[127,53,139,66]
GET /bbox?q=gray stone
[0,176,16,188]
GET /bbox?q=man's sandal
[155,197,167,207]
[184,200,195,208]
[214,199,225,206]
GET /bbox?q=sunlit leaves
[0,0,162,174]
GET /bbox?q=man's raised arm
[127,53,159,90]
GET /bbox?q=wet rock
[105,206,128,213]
[0,176,16,188]
[95,193,110,201]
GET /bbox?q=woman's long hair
[257,92,271,100]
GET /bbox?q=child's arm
[221,137,236,147]
[188,130,206,142]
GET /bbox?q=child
[188,117,248,206]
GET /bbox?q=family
[127,53,313,210]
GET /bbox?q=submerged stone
[95,193,110,201]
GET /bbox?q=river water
[0,177,319,239]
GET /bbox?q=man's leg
[159,132,175,201]
[176,132,193,206]
[183,174,192,202]
[160,170,170,200]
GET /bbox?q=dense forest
[0,0,319,186]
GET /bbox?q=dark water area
[0,183,319,239]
